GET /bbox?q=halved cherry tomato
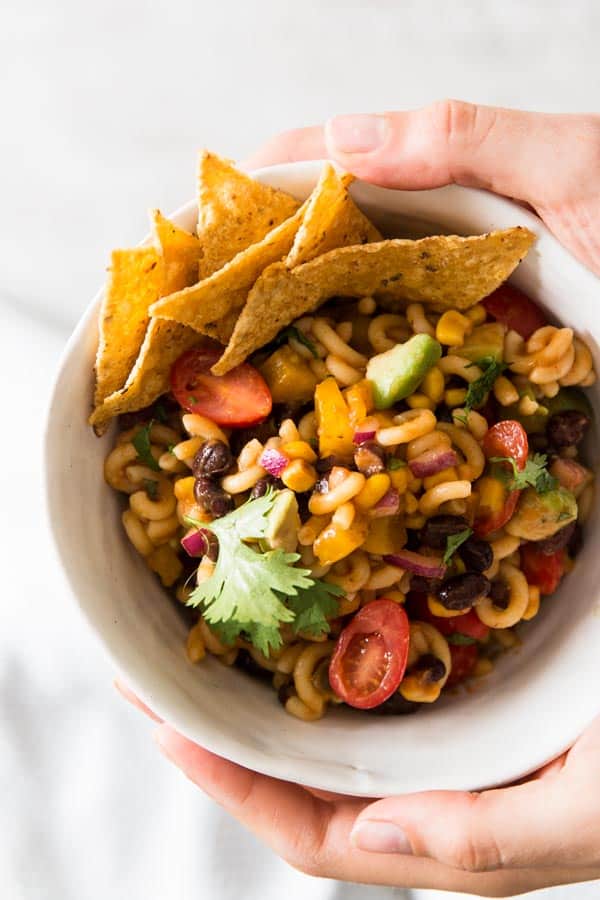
[482,420,529,471]
[474,487,520,538]
[446,643,479,687]
[483,284,546,340]
[170,345,272,427]
[407,595,489,641]
[329,599,410,709]
[521,544,566,595]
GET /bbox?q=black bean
[420,515,470,550]
[459,537,493,574]
[366,692,420,716]
[490,580,509,609]
[249,475,280,499]
[354,441,385,476]
[295,492,312,523]
[414,653,447,684]
[316,455,348,473]
[547,410,591,448]
[192,440,234,478]
[193,477,234,518]
[438,573,491,611]
[436,404,454,424]
[533,521,577,556]
[409,575,442,596]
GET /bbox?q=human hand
[118,681,600,896]
[244,100,600,278]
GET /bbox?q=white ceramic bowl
[45,161,600,797]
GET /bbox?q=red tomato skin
[521,544,566,595]
[446,644,479,687]
[483,284,546,340]
[407,596,489,641]
[170,346,272,428]
[329,599,410,709]
[474,488,520,538]
[482,420,529,471]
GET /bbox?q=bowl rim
[44,160,600,796]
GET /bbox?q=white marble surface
[2,0,600,897]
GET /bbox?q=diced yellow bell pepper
[259,345,318,404]
[363,516,407,555]
[314,377,354,459]
[313,515,368,565]
[344,380,374,428]
[280,459,317,492]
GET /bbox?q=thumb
[350,758,600,872]
[324,101,600,209]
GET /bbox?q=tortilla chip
[93,247,163,408]
[90,213,203,429]
[196,151,300,277]
[89,319,201,429]
[149,203,306,342]
[212,228,535,374]
[286,164,381,268]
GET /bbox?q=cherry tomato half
[329,599,410,709]
[170,345,272,428]
[521,544,566,595]
[474,488,520,538]
[483,284,547,340]
[482,420,529,471]
[446,643,479,687]
[408,595,490,641]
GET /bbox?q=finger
[323,102,600,208]
[241,125,326,170]
[351,768,600,873]
[114,679,163,723]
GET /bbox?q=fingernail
[351,820,413,855]
[326,114,388,154]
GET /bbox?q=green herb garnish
[143,478,159,500]
[132,420,160,471]
[187,491,341,655]
[153,401,169,424]
[489,453,558,494]
[267,325,319,358]
[462,357,507,416]
[447,633,477,646]
[388,458,407,471]
[442,528,473,565]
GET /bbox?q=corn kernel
[406,393,434,410]
[281,440,317,463]
[404,492,419,514]
[523,585,541,620]
[444,388,468,407]
[473,658,493,677]
[281,459,317,492]
[421,366,445,403]
[423,467,458,490]
[174,476,195,501]
[465,303,487,325]
[477,476,506,515]
[355,473,391,511]
[381,590,405,604]
[389,466,409,492]
[435,310,473,346]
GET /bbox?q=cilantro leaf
[143,478,158,500]
[188,491,314,654]
[153,401,169,424]
[489,453,558,493]
[442,528,473,565]
[288,580,344,638]
[265,325,319,358]
[463,357,507,415]
[447,633,477,646]
[132,420,160,471]
[388,458,407,471]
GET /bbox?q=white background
[1,1,599,898]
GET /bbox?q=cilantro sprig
[187,491,342,655]
[266,325,319,358]
[132,420,161,471]
[442,528,473,565]
[461,357,507,417]
[489,453,558,494]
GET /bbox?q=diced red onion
[259,448,289,477]
[370,488,400,518]
[181,529,210,558]
[384,550,447,579]
[353,416,379,445]
[408,448,458,478]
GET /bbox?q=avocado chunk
[505,487,577,540]
[455,323,505,363]
[500,387,593,435]
[262,489,301,553]
[366,333,442,409]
